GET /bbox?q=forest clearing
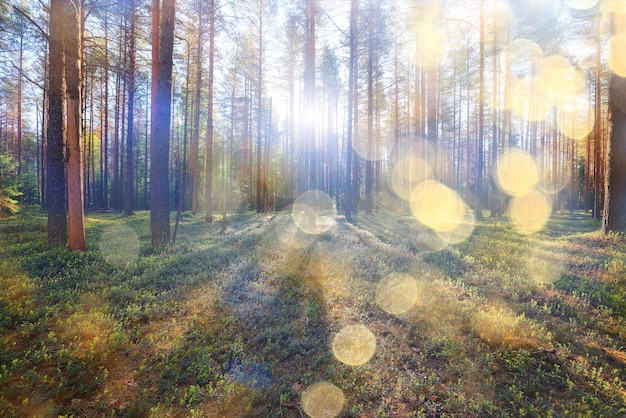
[1,208,626,417]
[3,0,626,416]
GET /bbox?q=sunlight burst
[301,381,345,418]
[291,190,337,235]
[332,324,376,366]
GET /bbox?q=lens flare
[410,181,456,230]
[558,98,594,140]
[527,244,566,284]
[508,76,552,121]
[332,324,376,366]
[292,190,337,235]
[352,134,395,162]
[376,273,419,315]
[609,34,626,77]
[435,200,476,244]
[301,382,345,418]
[389,155,432,201]
[565,0,598,10]
[495,149,539,197]
[99,223,141,268]
[509,190,552,234]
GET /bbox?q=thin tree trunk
[125,0,136,216]
[205,0,215,222]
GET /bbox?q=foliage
[2,210,626,416]
[0,155,21,217]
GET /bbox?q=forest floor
[1,208,626,417]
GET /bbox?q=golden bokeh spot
[389,155,432,201]
[301,382,345,418]
[486,1,517,46]
[565,0,598,10]
[435,200,476,244]
[376,273,419,315]
[99,223,141,268]
[410,180,465,233]
[527,244,566,284]
[495,149,539,197]
[539,167,570,195]
[608,34,626,77]
[540,56,586,110]
[352,134,395,162]
[332,324,376,366]
[509,190,552,234]
[602,0,626,16]
[558,98,594,140]
[508,77,552,121]
[292,190,337,235]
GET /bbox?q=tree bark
[125,0,136,216]
[603,15,626,233]
[205,0,215,223]
[46,0,67,246]
[150,0,176,246]
[65,0,86,251]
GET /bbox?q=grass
[1,207,626,416]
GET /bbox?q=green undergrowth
[1,207,626,417]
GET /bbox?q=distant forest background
[1,0,626,246]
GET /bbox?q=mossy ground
[1,208,626,417]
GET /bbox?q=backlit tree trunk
[205,0,215,223]
[603,15,626,233]
[150,0,176,246]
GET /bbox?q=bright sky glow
[301,381,345,418]
[332,324,376,366]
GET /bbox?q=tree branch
[12,6,49,41]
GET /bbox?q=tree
[125,0,137,216]
[603,13,626,233]
[150,0,176,246]
[205,0,215,223]
[64,0,86,251]
[46,0,67,246]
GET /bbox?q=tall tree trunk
[47,0,67,246]
[65,0,86,251]
[205,0,215,223]
[125,0,136,216]
[345,0,358,221]
[475,1,485,220]
[603,14,626,232]
[304,0,316,190]
[191,3,203,215]
[150,0,176,246]
[255,3,264,213]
